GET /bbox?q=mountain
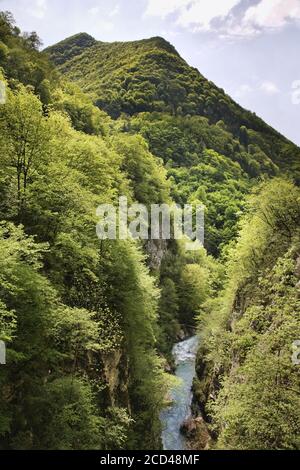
[45,34,300,180]
[44,32,97,66]
[45,33,300,255]
[43,34,277,131]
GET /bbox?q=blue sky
[1,0,300,145]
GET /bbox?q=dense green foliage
[1,11,300,451]
[0,12,212,450]
[0,76,171,449]
[130,113,253,255]
[0,11,56,100]
[46,33,300,182]
[45,34,300,256]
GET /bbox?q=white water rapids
[160,336,199,450]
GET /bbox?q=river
[161,336,199,450]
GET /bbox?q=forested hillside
[45,33,300,256]
[194,179,300,449]
[45,33,300,182]
[0,12,209,450]
[1,11,300,451]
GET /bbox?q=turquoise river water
[160,336,199,450]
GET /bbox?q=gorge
[0,11,300,451]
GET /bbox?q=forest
[0,11,299,450]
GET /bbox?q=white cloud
[88,4,119,19]
[88,6,100,16]
[96,19,114,31]
[160,29,181,38]
[30,0,47,19]
[260,81,280,95]
[109,5,120,18]
[87,4,119,30]
[145,0,191,19]
[292,80,300,105]
[145,0,300,37]
[176,0,241,31]
[243,0,300,30]
[145,0,240,30]
[234,81,280,100]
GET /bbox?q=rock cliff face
[181,416,211,450]
[146,239,168,271]
[102,350,130,409]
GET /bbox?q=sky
[1,0,300,145]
